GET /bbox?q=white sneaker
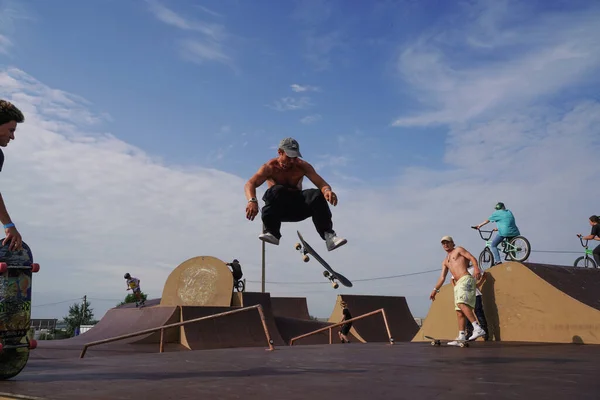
[259,232,279,245]
[468,327,486,341]
[447,333,466,346]
[325,231,347,251]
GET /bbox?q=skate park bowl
[412,261,600,344]
[160,255,233,307]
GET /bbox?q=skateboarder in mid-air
[430,236,486,345]
[124,273,145,307]
[0,100,25,251]
[338,300,352,343]
[244,137,347,252]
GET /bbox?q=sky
[1,0,599,322]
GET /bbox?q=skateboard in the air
[424,335,471,348]
[0,239,40,380]
[295,231,352,289]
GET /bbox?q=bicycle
[574,236,598,268]
[233,278,246,292]
[471,226,531,269]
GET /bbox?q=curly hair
[0,100,25,126]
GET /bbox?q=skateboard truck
[323,271,339,289]
[0,262,40,273]
[295,243,310,262]
[0,339,37,353]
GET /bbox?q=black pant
[466,296,488,340]
[261,185,333,240]
[594,244,600,266]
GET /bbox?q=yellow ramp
[413,261,600,344]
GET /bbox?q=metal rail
[80,304,275,358]
[289,308,394,345]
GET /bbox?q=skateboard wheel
[322,271,330,277]
[295,243,302,251]
[0,262,7,273]
[29,339,38,350]
[430,341,436,346]
[31,263,40,273]
[302,255,309,262]
[332,282,339,289]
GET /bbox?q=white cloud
[392,2,600,127]
[0,34,11,55]
[291,84,320,93]
[268,97,313,112]
[146,0,233,69]
[300,114,322,124]
[179,38,234,70]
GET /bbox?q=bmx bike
[471,227,531,269]
[574,236,598,268]
[233,278,245,292]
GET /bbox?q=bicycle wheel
[506,236,531,262]
[478,248,494,269]
[573,256,598,268]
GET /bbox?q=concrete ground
[0,341,598,400]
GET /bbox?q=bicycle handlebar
[471,226,494,241]
[578,237,589,247]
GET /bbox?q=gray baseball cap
[279,137,302,158]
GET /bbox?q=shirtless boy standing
[430,236,487,345]
[244,138,346,252]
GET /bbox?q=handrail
[289,308,394,345]
[80,304,275,358]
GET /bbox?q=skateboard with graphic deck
[294,231,352,289]
[0,239,40,380]
[424,335,470,348]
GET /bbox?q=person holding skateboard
[124,273,145,307]
[0,100,25,251]
[338,300,352,343]
[244,137,347,252]
[430,236,486,345]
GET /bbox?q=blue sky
[1,0,599,321]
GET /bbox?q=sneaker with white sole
[259,232,280,245]
[325,231,347,251]
[468,326,486,341]
[447,333,467,346]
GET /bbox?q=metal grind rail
[79,304,275,358]
[289,308,394,345]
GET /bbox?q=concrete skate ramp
[271,297,310,319]
[413,262,600,344]
[160,256,233,307]
[231,292,286,346]
[179,306,278,350]
[275,316,341,345]
[328,295,419,343]
[43,306,180,347]
[524,263,600,311]
[115,298,162,309]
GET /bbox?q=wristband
[3,223,15,229]
[433,288,439,293]
[248,198,257,203]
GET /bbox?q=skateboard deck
[295,231,352,289]
[0,239,40,380]
[424,335,471,348]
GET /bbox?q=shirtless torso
[262,157,306,190]
[244,152,338,221]
[443,247,474,281]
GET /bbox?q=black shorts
[340,324,351,335]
